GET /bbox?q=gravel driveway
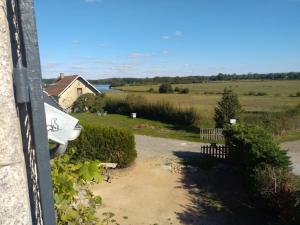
[280,140,300,176]
[93,135,300,225]
[135,134,206,159]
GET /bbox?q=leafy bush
[159,83,173,93]
[51,151,102,225]
[253,165,299,224]
[174,86,180,92]
[244,91,267,96]
[224,124,291,174]
[148,87,154,92]
[214,88,242,128]
[105,94,200,128]
[223,124,299,224]
[69,124,137,168]
[73,93,105,113]
[174,87,190,94]
[72,93,96,113]
[181,88,190,94]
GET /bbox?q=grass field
[108,80,300,127]
[114,80,300,97]
[73,113,203,142]
[73,113,300,143]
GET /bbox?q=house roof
[43,91,65,112]
[45,75,100,96]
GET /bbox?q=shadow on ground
[173,151,270,225]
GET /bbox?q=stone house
[45,73,100,111]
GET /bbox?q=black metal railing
[7,0,56,224]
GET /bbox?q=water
[95,84,123,93]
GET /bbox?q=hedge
[69,124,137,168]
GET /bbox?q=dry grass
[115,80,300,96]
[106,92,300,126]
[106,80,300,134]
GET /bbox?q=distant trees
[87,72,300,86]
[214,88,242,128]
[159,83,173,93]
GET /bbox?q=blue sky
[35,0,300,79]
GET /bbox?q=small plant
[174,86,180,92]
[159,83,173,93]
[148,87,155,92]
[51,150,103,225]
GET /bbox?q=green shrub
[91,94,106,113]
[72,93,96,112]
[253,165,299,224]
[69,124,136,168]
[224,124,291,174]
[244,91,267,96]
[159,83,173,93]
[148,87,154,92]
[174,86,180,92]
[223,124,298,223]
[214,88,242,128]
[181,88,190,94]
[51,151,102,225]
[73,93,105,113]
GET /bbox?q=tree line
[87,72,300,86]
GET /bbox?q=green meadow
[106,80,300,127]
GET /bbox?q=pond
[95,84,123,93]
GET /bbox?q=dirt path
[92,135,216,225]
[280,140,300,176]
[92,135,300,225]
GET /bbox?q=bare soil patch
[92,135,273,225]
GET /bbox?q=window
[77,88,83,96]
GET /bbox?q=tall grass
[242,104,300,135]
[105,94,201,128]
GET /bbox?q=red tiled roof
[45,75,78,96]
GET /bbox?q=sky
[35,0,300,79]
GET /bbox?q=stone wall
[0,1,32,224]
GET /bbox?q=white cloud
[129,52,153,58]
[161,31,183,40]
[162,50,170,55]
[162,35,171,40]
[84,0,101,3]
[174,31,182,36]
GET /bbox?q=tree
[90,94,106,113]
[181,88,190,94]
[214,88,242,128]
[72,93,105,113]
[174,86,180,92]
[159,83,173,93]
[72,93,95,112]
